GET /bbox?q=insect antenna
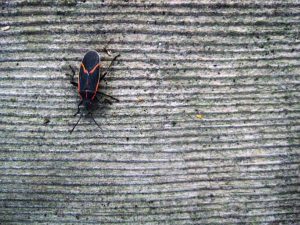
[70,113,83,134]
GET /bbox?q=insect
[67,50,120,133]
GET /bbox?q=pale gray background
[0,0,299,224]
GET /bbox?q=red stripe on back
[89,64,100,75]
[81,63,88,74]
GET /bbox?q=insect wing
[79,51,101,94]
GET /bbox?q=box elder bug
[67,50,120,133]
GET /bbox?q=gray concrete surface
[0,0,299,224]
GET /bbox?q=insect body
[68,50,120,133]
[78,50,101,108]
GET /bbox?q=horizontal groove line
[0,90,297,98]
[1,122,298,133]
[0,96,297,106]
[2,65,300,72]
[1,19,299,28]
[2,71,299,77]
[1,205,299,220]
[1,144,299,155]
[0,182,298,194]
[2,76,297,86]
[1,118,297,129]
[39,85,287,92]
[4,146,296,155]
[1,130,296,141]
[0,216,298,225]
[0,111,299,122]
[1,97,298,106]
[1,39,298,48]
[1,93,298,102]
[0,137,297,147]
[2,10,300,18]
[0,211,298,223]
[8,2,300,8]
[0,85,300,94]
[3,101,299,112]
[0,203,298,221]
[3,81,300,89]
[1,204,300,216]
[1,46,299,55]
[1,109,298,119]
[1,175,298,188]
[1,82,299,89]
[1,161,299,172]
[0,28,298,38]
[0,219,298,225]
[0,153,299,163]
[3,99,299,107]
[1,208,299,221]
[1,168,298,179]
[0,189,298,205]
[2,198,299,211]
[1,56,300,64]
[0,190,299,200]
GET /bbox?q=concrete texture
[0,0,299,224]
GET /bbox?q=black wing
[79,51,101,95]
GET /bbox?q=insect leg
[70,113,82,134]
[94,96,102,104]
[103,98,113,105]
[100,54,120,81]
[66,65,78,87]
[95,96,113,105]
[69,65,76,76]
[97,91,119,102]
[103,39,113,55]
[74,100,83,116]
[70,81,78,87]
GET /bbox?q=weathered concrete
[0,0,299,224]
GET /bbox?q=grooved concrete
[0,0,299,224]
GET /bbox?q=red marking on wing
[79,63,101,100]
[89,64,100,75]
[92,82,99,100]
[81,63,88,74]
